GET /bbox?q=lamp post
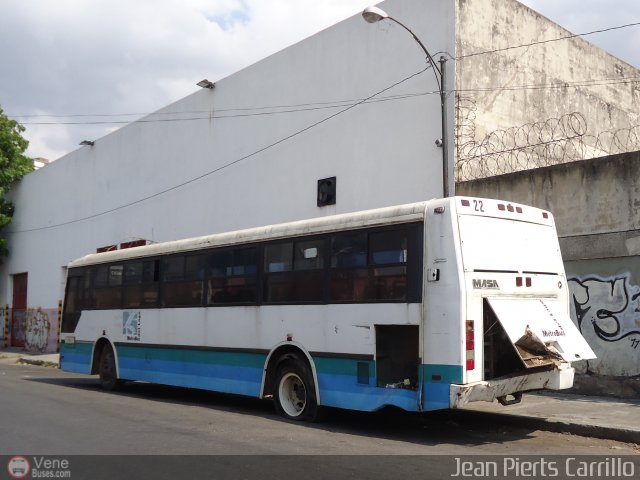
[362,6,451,198]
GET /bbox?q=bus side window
[123,260,159,308]
[83,269,93,309]
[330,232,369,301]
[329,229,408,302]
[162,255,204,307]
[292,238,324,302]
[369,230,407,265]
[331,232,367,268]
[94,264,123,309]
[142,260,160,306]
[263,239,325,304]
[369,230,408,301]
[61,271,83,333]
[207,247,257,305]
[264,242,294,303]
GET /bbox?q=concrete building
[455,0,640,181]
[458,152,640,396]
[2,0,639,390]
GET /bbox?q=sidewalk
[460,391,640,444]
[1,347,638,443]
[0,347,60,367]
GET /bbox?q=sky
[1,0,639,162]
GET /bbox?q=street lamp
[362,6,451,198]
[196,79,216,89]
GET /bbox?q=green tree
[0,106,33,261]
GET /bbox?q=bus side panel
[421,199,467,411]
[59,341,93,374]
[115,344,266,397]
[313,357,419,412]
[421,364,463,411]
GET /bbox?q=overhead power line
[7,66,432,234]
[457,20,640,60]
[12,92,436,126]
[11,74,640,127]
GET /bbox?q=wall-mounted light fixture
[196,79,215,89]
[79,140,95,146]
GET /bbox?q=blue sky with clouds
[1,0,638,161]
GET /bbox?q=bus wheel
[99,344,122,391]
[273,357,319,421]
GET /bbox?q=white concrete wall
[2,0,456,309]
[456,0,640,181]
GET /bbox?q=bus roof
[454,196,555,227]
[68,200,429,268]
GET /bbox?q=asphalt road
[1,360,638,479]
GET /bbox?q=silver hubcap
[278,372,307,417]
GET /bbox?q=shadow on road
[25,369,538,448]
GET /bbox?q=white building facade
[3,0,456,321]
[2,0,638,355]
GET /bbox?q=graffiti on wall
[11,310,27,347]
[8,307,59,353]
[569,275,640,342]
[568,274,640,377]
[24,308,52,352]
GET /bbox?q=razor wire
[455,97,640,182]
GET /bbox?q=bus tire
[273,356,320,422]
[98,344,122,391]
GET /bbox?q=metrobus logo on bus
[472,279,500,289]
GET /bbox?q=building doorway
[11,273,28,348]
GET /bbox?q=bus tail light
[466,320,475,370]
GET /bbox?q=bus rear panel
[427,197,596,410]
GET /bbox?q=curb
[456,409,640,444]
[17,357,59,368]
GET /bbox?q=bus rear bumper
[448,363,575,409]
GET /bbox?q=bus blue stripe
[318,372,419,411]
[116,347,264,397]
[60,342,461,412]
[118,358,262,397]
[421,364,462,411]
[59,343,93,374]
[313,356,420,411]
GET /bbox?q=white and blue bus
[59,197,595,421]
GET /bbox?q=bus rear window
[458,216,562,273]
